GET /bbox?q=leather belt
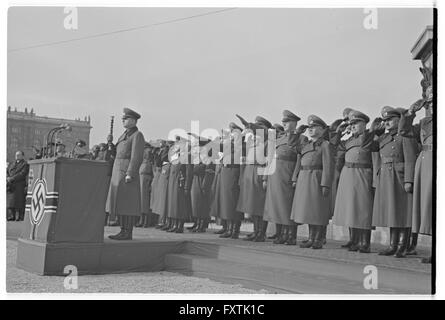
[422,145,433,151]
[344,162,372,169]
[381,157,404,164]
[300,165,323,170]
[276,155,297,162]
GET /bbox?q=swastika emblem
[30,179,47,225]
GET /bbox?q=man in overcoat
[7,151,29,221]
[106,108,145,240]
[372,106,418,258]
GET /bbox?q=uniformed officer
[291,115,334,249]
[166,137,193,233]
[156,141,174,230]
[332,110,377,253]
[136,142,155,228]
[236,115,271,242]
[372,106,418,257]
[324,108,352,248]
[106,108,145,240]
[263,110,306,245]
[399,94,433,263]
[210,122,243,239]
[188,134,216,233]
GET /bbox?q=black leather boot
[135,214,145,228]
[150,213,159,227]
[7,209,15,221]
[285,225,298,245]
[268,224,280,240]
[231,220,241,239]
[214,220,227,234]
[16,209,25,221]
[394,228,409,258]
[421,256,432,264]
[175,220,184,233]
[348,228,361,252]
[379,227,399,256]
[143,213,151,228]
[406,230,418,255]
[321,225,327,245]
[167,219,178,232]
[108,228,125,240]
[312,225,324,249]
[196,219,207,233]
[341,227,353,248]
[254,220,268,242]
[273,224,283,244]
[162,218,173,231]
[277,226,289,244]
[300,225,314,248]
[244,217,258,241]
[359,229,371,253]
[220,221,233,238]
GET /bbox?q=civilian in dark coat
[7,151,29,221]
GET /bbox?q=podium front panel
[22,158,110,244]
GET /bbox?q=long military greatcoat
[167,162,193,220]
[106,127,145,219]
[190,163,215,219]
[209,163,222,219]
[263,132,306,226]
[371,129,418,228]
[139,147,154,214]
[332,130,376,229]
[399,113,433,235]
[236,141,267,216]
[7,159,29,210]
[210,138,243,221]
[290,138,334,226]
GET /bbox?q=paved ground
[7,222,432,294]
[6,240,267,294]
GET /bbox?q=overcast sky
[7,7,433,144]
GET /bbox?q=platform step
[164,253,414,294]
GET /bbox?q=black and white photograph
[3,0,439,300]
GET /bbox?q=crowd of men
[101,66,432,264]
[6,69,433,265]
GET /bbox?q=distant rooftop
[7,106,92,128]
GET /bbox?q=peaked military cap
[122,107,141,120]
[282,110,301,123]
[343,107,354,119]
[229,122,243,131]
[348,110,370,124]
[255,116,272,129]
[307,115,328,128]
[381,106,401,120]
[272,123,284,132]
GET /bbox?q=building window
[11,127,20,134]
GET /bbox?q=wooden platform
[11,223,432,294]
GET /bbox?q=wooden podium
[16,157,110,275]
